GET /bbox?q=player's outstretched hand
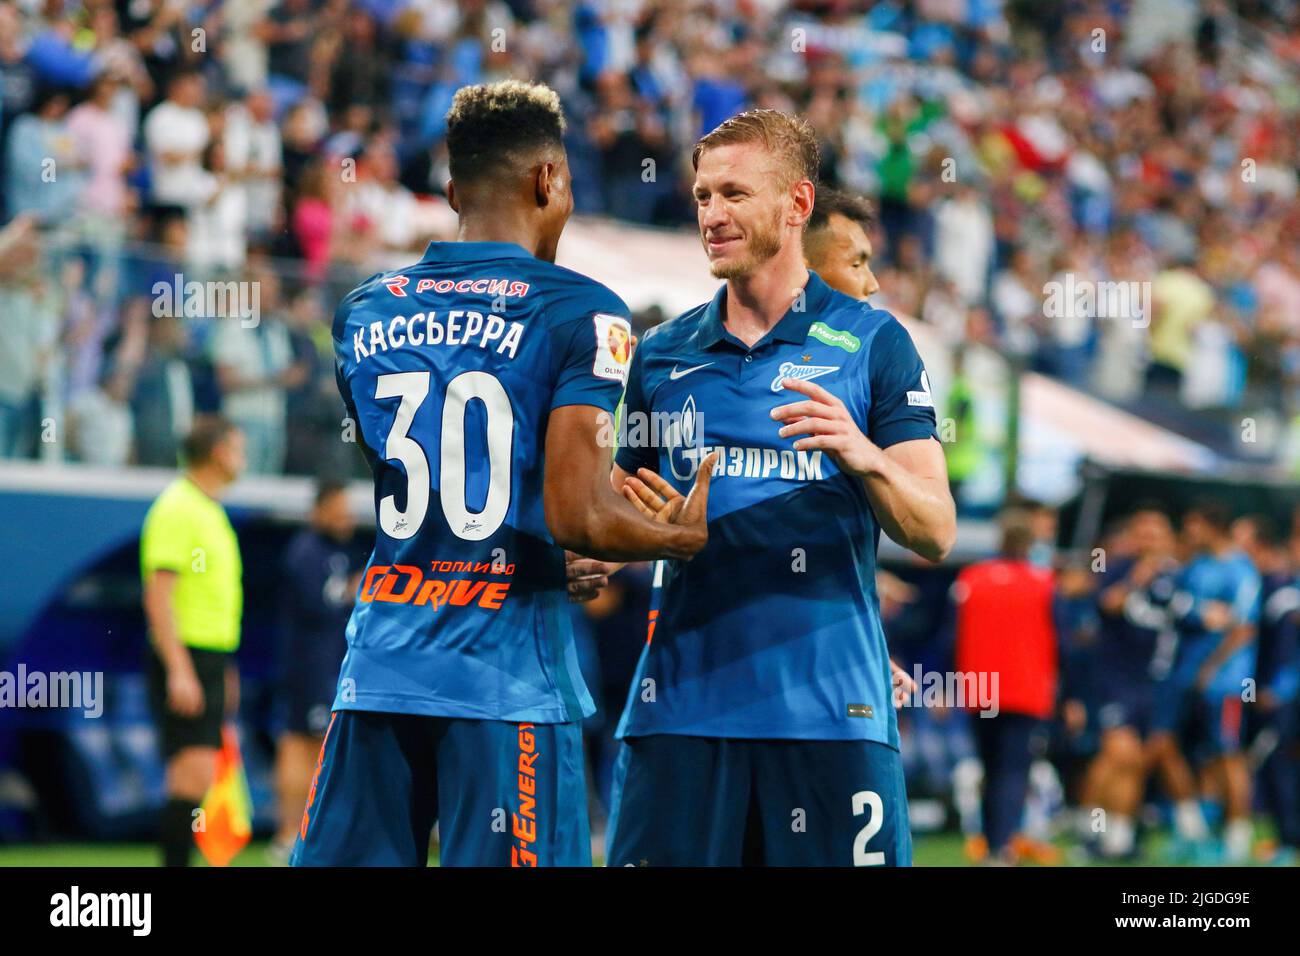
[621,453,719,557]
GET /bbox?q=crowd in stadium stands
[0,0,1298,474]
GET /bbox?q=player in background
[1147,501,1260,863]
[1083,506,1179,861]
[606,110,956,866]
[802,186,914,704]
[269,479,363,863]
[1233,515,1300,863]
[292,81,715,867]
[802,187,881,302]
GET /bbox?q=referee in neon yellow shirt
[140,417,247,867]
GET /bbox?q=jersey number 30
[375,370,513,541]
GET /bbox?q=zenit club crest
[770,361,839,392]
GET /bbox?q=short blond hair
[691,109,820,188]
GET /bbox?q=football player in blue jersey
[1086,506,1179,860]
[291,81,717,867]
[1233,514,1300,864]
[1148,501,1261,863]
[604,110,956,866]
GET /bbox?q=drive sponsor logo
[770,361,839,392]
[592,313,633,384]
[807,321,860,352]
[512,723,541,866]
[383,274,531,298]
[358,560,514,610]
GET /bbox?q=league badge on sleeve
[907,370,935,407]
[592,313,633,385]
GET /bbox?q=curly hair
[445,80,567,187]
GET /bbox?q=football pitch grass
[0,833,1210,867]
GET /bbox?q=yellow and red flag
[194,724,253,867]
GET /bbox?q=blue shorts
[1097,689,1153,736]
[606,734,911,866]
[1151,681,1246,756]
[290,710,590,866]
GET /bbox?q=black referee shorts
[147,647,228,758]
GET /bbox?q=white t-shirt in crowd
[144,100,210,206]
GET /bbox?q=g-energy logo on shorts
[512,723,542,867]
[592,313,632,385]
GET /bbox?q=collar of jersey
[420,240,535,262]
[698,270,833,351]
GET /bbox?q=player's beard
[706,206,784,280]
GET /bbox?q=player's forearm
[551,489,702,563]
[860,458,956,562]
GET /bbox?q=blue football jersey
[1169,549,1260,695]
[613,272,938,745]
[331,241,633,723]
[1095,557,1179,686]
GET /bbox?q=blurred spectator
[143,70,210,211]
[265,0,316,108]
[5,85,85,226]
[223,88,283,243]
[933,182,994,305]
[292,158,340,282]
[345,137,424,255]
[131,310,195,469]
[187,139,249,274]
[325,8,390,118]
[67,71,134,296]
[210,266,299,474]
[0,215,54,457]
[1148,259,1215,400]
[220,0,275,94]
[281,286,335,475]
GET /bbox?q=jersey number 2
[375,370,513,541]
[852,790,886,866]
